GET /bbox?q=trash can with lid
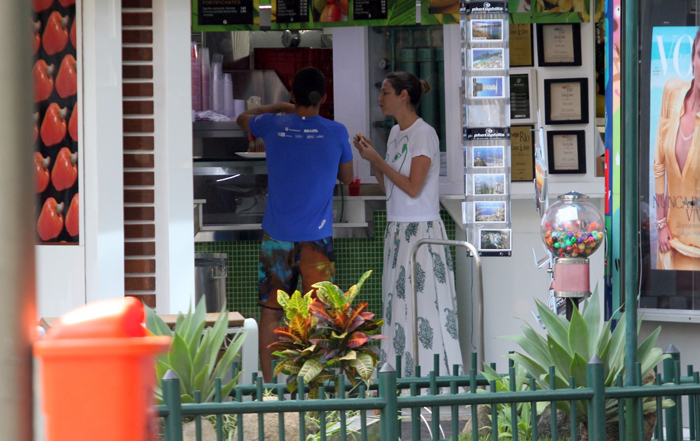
[34,297,171,441]
[195,253,228,312]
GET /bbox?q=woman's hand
[658,225,672,253]
[353,133,382,163]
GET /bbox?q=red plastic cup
[349,178,361,196]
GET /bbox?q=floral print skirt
[379,220,463,377]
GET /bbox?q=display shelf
[510,180,605,199]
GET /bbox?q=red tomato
[40,103,68,147]
[33,60,55,103]
[55,54,77,98]
[51,147,78,191]
[34,152,50,193]
[65,193,79,237]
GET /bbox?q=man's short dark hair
[292,67,326,107]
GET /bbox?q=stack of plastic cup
[211,53,224,114]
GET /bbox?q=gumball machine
[541,191,605,318]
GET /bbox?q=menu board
[510,74,531,120]
[354,0,388,20]
[511,125,535,182]
[276,0,310,23]
[196,0,255,26]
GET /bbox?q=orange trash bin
[34,297,171,441]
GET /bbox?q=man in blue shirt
[237,67,354,381]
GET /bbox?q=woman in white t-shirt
[353,72,462,377]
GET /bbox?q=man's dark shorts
[258,233,336,310]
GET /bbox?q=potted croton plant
[269,270,386,398]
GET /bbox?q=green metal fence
[158,352,700,441]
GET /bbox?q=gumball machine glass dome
[541,191,604,259]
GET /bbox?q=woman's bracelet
[655,217,667,230]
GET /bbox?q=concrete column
[0,0,36,439]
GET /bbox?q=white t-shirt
[384,118,441,222]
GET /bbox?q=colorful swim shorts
[258,233,336,310]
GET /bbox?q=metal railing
[409,239,484,370]
[158,351,700,441]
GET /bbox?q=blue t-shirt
[249,113,353,242]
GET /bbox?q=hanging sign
[465,1,508,14]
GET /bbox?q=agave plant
[145,297,246,403]
[502,287,673,422]
[269,270,385,396]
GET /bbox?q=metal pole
[620,0,640,437]
[409,239,484,371]
[0,0,36,439]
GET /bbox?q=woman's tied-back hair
[292,67,326,107]
[384,71,431,108]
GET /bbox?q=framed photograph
[474,201,507,223]
[544,78,589,125]
[470,19,503,42]
[470,76,505,99]
[473,173,506,195]
[510,68,537,123]
[478,229,512,252]
[472,146,504,168]
[536,24,582,67]
[510,125,535,182]
[547,130,586,174]
[509,23,533,67]
[471,48,505,70]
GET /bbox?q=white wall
[152,0,196,314]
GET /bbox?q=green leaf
[277,289,290,310]
[582,285,601,357]
[568,304,590,361]
[186,298,207,348]
[167,333,193,393]
[637,326,662,366]
[536,299,571,354]
[313,282,345,308]
[205,311,230,374]
[569,353,588,388]
[501,325,551,369]
[508,353,548,389]
[481,364,502,382]
[596,319,612,359]
[192,364,210,398]
[145,305,173,337]
[339,351,357,361]
[352,352,375,381]
[212,330,247,382]
[547,334,573,380]
[299,355,324,384]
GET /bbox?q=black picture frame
[536,23,582,67]
[544,78,589,125]
[547,130,586,174]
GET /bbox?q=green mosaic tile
[195,210,456,322]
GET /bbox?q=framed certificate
[510,125,535,182]
[536,24,582,67]
[547,130,586,174]
[509,23,533,67]
[544,78,589,125]
[510,68,537,123]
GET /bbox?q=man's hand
[236,102,295,132]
